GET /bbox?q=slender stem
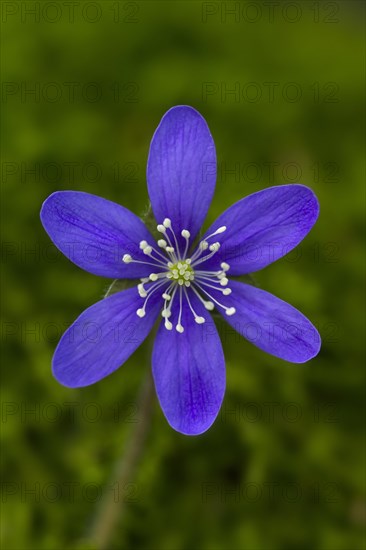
[89,372,155,549]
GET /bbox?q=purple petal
[147,106,216,248]
[41,191,158,279]
[152,291,225,435]
[216,281,321,363]
[201,185,319,275]
[53,287,161,387]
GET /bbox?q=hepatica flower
[41,106,321,435]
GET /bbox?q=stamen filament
[183,287,205,324]
[193,282,236,316]
[195,277,231,293]
[176,287,184,333]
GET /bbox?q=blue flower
[41,106,321,435]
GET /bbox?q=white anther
[217,272,227,279]
[220,262,230,271]
[161,309,171,318]
[199,241,209,250]
[195,316,205,324]
[149,273,158,281]
[138,284,147,297]
[166,246,174,253]
[181,229,190,239]
[157,224,166,233]
[209,242,220,252]
[139,240,148,250]
[143,246,153,255]
[178,280,184,286]
[163,218,171,228]
[184,281,191,287]
[205,226,227,240]
[222,288,232,295]
[186,259,192,265]
[162,293,171,301]
[158,239,167,249]
[136,308,146,318]
[219,278,228,286]
[122,254,132,263]
[225,307,236,316]
[165,319,173,330]
[204,301,214,311]
[176,324,184,333]
[216,226,226,234]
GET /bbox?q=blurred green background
[1,1,365,549]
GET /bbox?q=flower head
[41,106,321,435]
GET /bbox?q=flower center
[122,218,236,333]
[167,260,194,286]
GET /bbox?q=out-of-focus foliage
[1,1,365,549]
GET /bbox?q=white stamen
[183,287,206,325]
[158,239,167,248]
[205,226,227,240]
[175,287,184,333]
[149,273,159,281]
[181,229,191,260]
[136,308,145,318]
[221,262,230,271]
[123,253,167,270]
[163,218,171,228]
[157,224,166,233]
[190,286,215,310]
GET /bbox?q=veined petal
[41,191,158,278]
[53,287,161,387]
[218,281,321,363]
[201,185,319,274]
[147,106,216,248]
[152,292,225,435]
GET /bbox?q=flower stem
[89,372,154,549]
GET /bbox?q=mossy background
[1,1,365,549]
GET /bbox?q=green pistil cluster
[167,260,194,286]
